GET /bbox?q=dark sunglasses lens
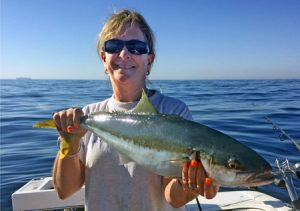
[104,40,124,53]
[126,40,149,55]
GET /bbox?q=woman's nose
[118,46,131,59]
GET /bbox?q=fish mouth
[245,171,275,187]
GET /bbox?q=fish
[33,90,274,187]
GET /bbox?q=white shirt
[79,90,192,211]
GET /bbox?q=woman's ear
[148,54,155,66]
[100,51,109,72]
[100,51,106,63]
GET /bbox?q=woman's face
[100,24,154,88]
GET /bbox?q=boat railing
[267,117,300,211]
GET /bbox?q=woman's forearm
[52,149,85,199]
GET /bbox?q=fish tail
[33,120,71,158]
[33,119,56,129]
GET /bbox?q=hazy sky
[1,0,300,80]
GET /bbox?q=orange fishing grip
[190,160,198,168]
[204,177,213,186]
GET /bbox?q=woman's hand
[181,160,220,199]
[164,159,220,208]
[52,108,87,145]
[52,108,86,198]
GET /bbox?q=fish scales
[84,113,192,154]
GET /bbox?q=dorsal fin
[132,89,158,114]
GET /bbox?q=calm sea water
[1,79,299,210]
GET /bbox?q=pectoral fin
[163,158,190,166]
[118,153,134,165]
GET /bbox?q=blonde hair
[97,9,155,56]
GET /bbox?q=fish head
[201,142,274,187]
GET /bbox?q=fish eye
[228,157,240,170]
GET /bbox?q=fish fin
[118,153,133,165]
[33,119,69,158]
[132,89,158,114]
[163,158,190,166]
[33,119,56,128]
[189,151,198,160]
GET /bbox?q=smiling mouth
[116,64,136,69]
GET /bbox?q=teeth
[116,64,135,68]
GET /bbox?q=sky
[1,0,300,80]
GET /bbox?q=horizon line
[1,78,300,81]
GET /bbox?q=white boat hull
[12,177,84,211]
[12,177,292,211]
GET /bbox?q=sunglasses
[103,39,150,55]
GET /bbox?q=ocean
[1,79,299,210]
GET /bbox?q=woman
[52,9,219,210]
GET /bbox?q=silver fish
[34,90,273,187]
